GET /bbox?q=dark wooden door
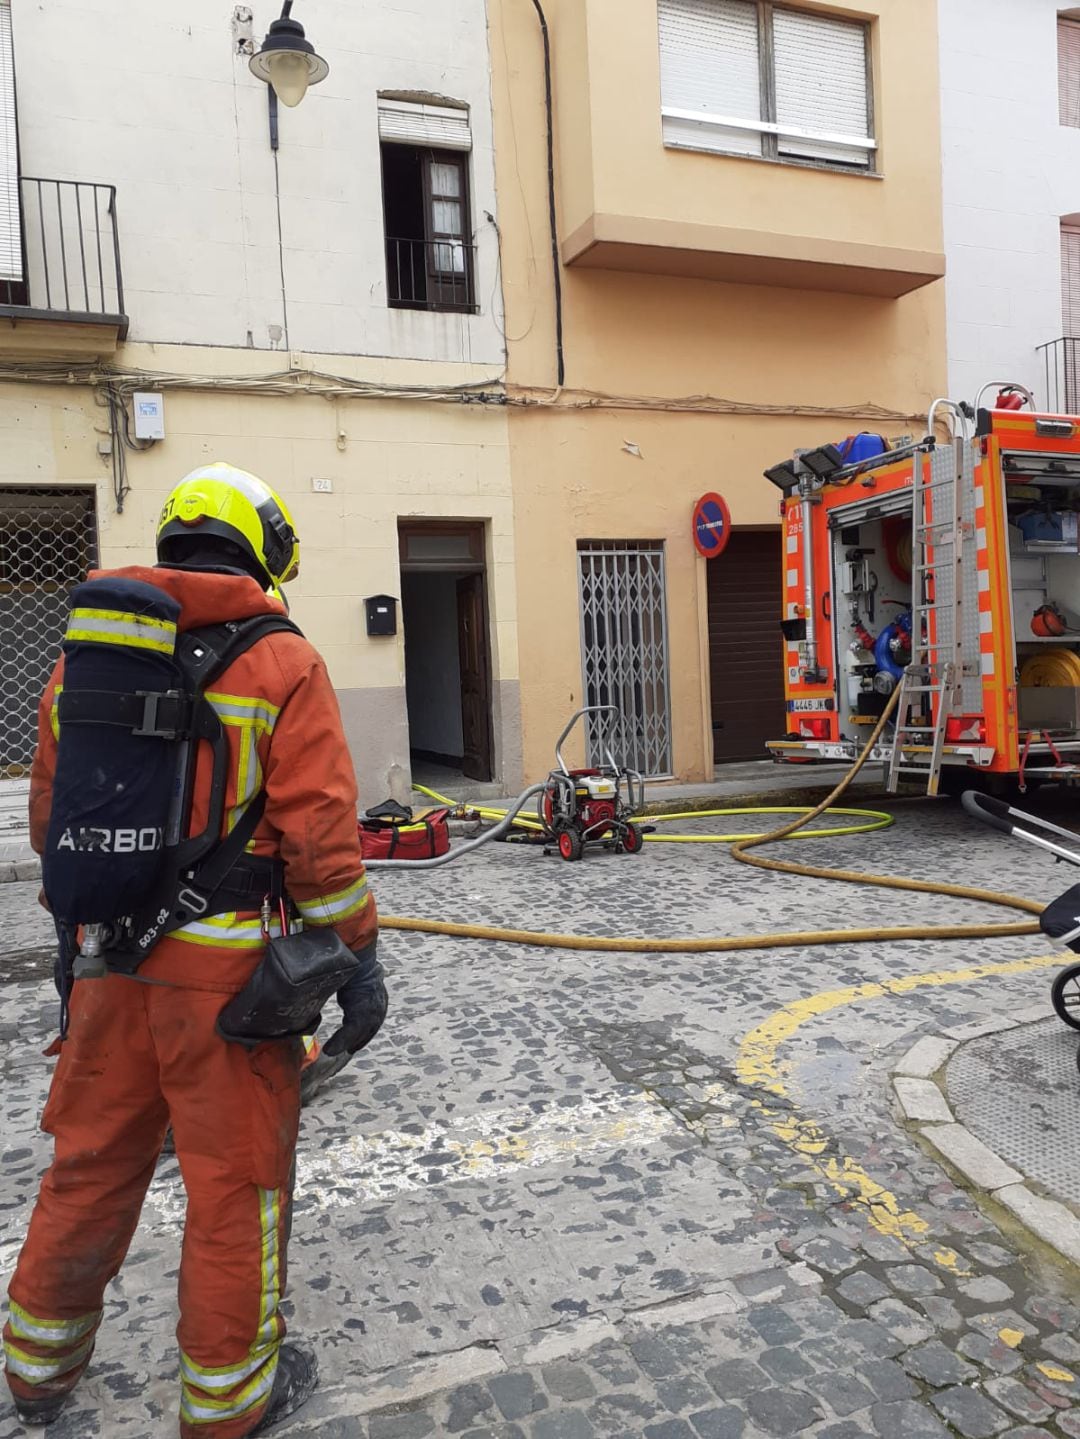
[708,530,786,764]
[457,573,492,781]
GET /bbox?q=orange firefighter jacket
[29,564,377,992]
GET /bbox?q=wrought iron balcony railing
[1036,336,1080,415]
[0,178,127,335]
[386,236,477,314]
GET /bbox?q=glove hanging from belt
[323,940,388,1058]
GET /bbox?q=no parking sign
[692,492,732,559]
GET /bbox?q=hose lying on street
[378,687,1046,954]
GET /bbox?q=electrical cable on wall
[95,385,157,514]
[528,0,565,387]
[0,362,927,425]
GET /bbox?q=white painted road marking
[140,1087,734,1227]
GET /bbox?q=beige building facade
[0,0,520,803]
[489,0,948,783]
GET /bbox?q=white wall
[939,0,1080,406]
[8,0,504,364]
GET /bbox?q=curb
[891,1009,1080,1270]
[0,856,39,884]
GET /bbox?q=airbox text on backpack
[55,827,164,854]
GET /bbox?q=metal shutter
[0,0,20,283]
[378,100,471,152]
[1060,18,1080,128]
[772,9,872,167]
[659,0,763,157]
[708,530,786,764]
[1062,225,1080,337]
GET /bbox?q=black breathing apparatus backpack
[43,574,299,973]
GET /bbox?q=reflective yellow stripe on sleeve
[294,876,369,927]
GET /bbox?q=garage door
[707,528,786,764]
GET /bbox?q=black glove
[323,941,388,1057]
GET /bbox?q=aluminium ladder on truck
[885,428,967,796]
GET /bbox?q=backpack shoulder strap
[178,614,303,693]
[175,614,303,860]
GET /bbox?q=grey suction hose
[363,784,548,871]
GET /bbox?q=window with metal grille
[1061,17,1080,128]
[577,541,672,778]
[0,488,97,772]
[379,101,477,315]
[658,0,874,170]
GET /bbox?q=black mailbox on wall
[364,594,398,637]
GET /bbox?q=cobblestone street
[3,793,1080,1437]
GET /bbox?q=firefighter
[4,463,387,1436]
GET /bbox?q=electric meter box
[133,392,166,441]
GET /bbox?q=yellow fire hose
[380,689,1045,955]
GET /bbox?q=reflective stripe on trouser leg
[3,1302,102,1397]
[179,1187,284,1430]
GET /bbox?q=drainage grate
[946,1017,1080,1204]
[0,487,98,773]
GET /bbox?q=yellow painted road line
[734,953,1061,1257]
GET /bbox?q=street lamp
[249,0,329,108]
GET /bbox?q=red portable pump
[535,707,647,861]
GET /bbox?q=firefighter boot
[250,1342,319,1434]
[13,1375,82,1427]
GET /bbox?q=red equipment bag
[358,800,451,861]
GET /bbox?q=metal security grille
[577,541,672,777]
[0,488,98,772]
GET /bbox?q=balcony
[0,178,128,354]
[1037,338,1080,414]
[386,237,478,314]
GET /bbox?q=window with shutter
[1060,18,1080,128]
[657,0,874,170]
[1061,224,1080,337]
[378,99,471,152]
[659,0,763,157]
[0,0,21,284]
[772,9,870,165]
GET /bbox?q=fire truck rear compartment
[829,506,913,748]
[1007,451,1080,747]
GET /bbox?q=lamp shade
[249,13,328,107]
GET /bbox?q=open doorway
[399,521,493,785]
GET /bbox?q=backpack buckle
[176,886,210,918]
[134,690,189,739]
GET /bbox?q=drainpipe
[528,0,566,387]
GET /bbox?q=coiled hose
[379,689,1045,955]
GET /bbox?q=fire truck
[765,383,1080,795]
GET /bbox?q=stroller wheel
[558,830,583,862]
[1052,964,1080,1031]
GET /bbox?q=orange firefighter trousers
[3,974,301,1438]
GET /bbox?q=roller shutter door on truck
[708,529,786,764]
